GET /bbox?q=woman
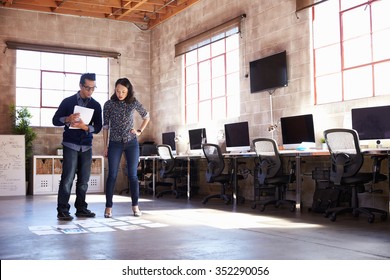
[103,78,150,218]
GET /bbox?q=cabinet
[33,155,104,195]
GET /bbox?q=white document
[70,105,94,129]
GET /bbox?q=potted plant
[9,105,37,192]
[320,137,327,150]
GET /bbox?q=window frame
[15,49,110,127]
[184,33,240,124]
[312,0,390,104]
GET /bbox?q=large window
[313,0,390,104]
[184,33,240,124]
[16,50,109,127]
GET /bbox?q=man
[53,73,102,221]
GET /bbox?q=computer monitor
[224,121,251,153]
[280,114,315,150]
[351,105,390,145]
[162,131,176,154]
[188,128,207,153]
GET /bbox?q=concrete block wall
[149,0,389,201]
[0,8,151,191]
[0,7,152,147]
[1,0,388,202]
[149,0,317,199]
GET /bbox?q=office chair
[252,138,296,212]
[201,143,245,205]
[156,144,187,198]
[323,128,387,223]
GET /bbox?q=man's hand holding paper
[70,106,94,130]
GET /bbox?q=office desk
[280,149,330,212]
[224,150,329,209]
[141,148,389,210]
[139,155,160,196]
[362,148,390,208]
[175,154,203,199]
[223,152,257,206]
[140,154,203,199]
[288,148,390,212]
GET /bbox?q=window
[15,50,109,127]
[313,0,390,104]
[184,33,240,124]
[176,15,245,125]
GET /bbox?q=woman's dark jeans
[57,146,92,213]
[105,138,140,208]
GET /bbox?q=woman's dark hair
[111,78,136,104]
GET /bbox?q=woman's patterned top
[103,98,149,143]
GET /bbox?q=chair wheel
[290,204,296,212]
[323,212,330,218]
[329,213,337,222]
[259,205,266,212]
[251,203,257,209]
[368,216,375,223]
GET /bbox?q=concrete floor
[1,193,390,260]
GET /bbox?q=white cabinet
[33,155,104,195]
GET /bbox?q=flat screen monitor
[280,114,315,150]
[188,128,207,152]
[351,105,390,143]
[249,50,288,93]
[162,131,176,153]
[224,121,250,153]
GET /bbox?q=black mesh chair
[201,143,245,205]
[324,128,387,223]
[156,144,187,198]
[251,138,296,212]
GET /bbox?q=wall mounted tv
[249,50,288,93]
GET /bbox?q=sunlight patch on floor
[77,194,154,203]
[146,208,323,230]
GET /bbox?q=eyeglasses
[82,85,97,91]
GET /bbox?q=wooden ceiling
[0,0,201,30]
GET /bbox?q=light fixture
[268,124,278,132]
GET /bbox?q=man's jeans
[57,146,92,213]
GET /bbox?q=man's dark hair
[80,73,96,85]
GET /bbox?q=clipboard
[70,105,94,129]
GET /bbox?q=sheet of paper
[70,105,94,129]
